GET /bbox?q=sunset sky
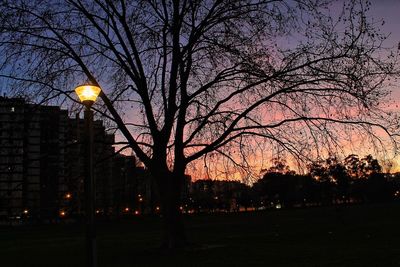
[353,0,400,171]
[1,0,400,180]
[190,0,400,179]
[104,0,400,180]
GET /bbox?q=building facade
[0,96,191,222]
[0,97,68,220]
[64,114,115,218]
[0,97,120,221]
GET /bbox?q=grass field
[1,203,400,267]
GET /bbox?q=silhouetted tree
[326,157,351,203]
[308,161,334,205]
[261,158,294,176]
[1,0,398,248]
[256,159,313,208]
[360,154,382,177]
[344,154,362,179]
[357,155,390,202]
[255,170,319,208]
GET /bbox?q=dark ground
[1,203,400,267]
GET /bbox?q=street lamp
[75,85,102,106]
[74,84,101,267]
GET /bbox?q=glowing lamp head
[74,84,101,106]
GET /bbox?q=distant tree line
[187,155,400,212]
[187,180,252,213]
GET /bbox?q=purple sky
[371,0,400,169]
[372,0,400,55]
[371,0,400,44]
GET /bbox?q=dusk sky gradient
[189,0,400,179]
[110,0,400,179]
[1,0,400,179]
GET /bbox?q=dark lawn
[1,203,400,267]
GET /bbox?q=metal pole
[84,107,97,267]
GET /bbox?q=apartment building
[0,96,189,222]
[0,97,68,220]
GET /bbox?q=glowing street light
[74,83,101,267]
[75,85,101,106]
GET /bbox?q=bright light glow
[23,209,28,214]
[155,206,160,211]
[139,197,143,202]
[96,210,100,214]
[134,210,139,215]
[74,85,101,103]
[60,211,66,217]
[124,207,130,212]
[65,193,72,199]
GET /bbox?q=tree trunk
[154,169,187,249]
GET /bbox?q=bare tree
[0,0,399,248]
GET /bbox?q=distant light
[65,193,72,199]
[60,211,66,217]
[179,206,183,211]
[74,84,101,104]
[155,206,160,211]
[134,210,139,215]
[275,204,282,209]
[96,210,100,214]
[139,197,143,202]
[124,207,130,212]
[23,209,29,214]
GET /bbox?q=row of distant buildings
[0,96,171,222]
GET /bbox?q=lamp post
[75,84,101,267]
